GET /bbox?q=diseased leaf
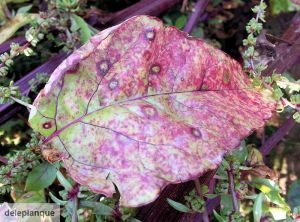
[28,15,276,207]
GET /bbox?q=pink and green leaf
[28,15,276,207]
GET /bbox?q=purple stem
[260,116,296,156]
[109,0,182,25]
[0,36,27,54]
[183,0,210,34]
[194,197,221,222]
[0,53,68,124]
[227,162,239,212]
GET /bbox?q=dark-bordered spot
[150,64,161,74]
[191,128,202,139]
[108,79,119,90]
[142,105,157,118]
[96,60,111,76]
[145,29,155,41]
[42,122,52,129]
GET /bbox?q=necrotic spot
[142,105,157,118]
[42,122,52,129]
[108,79,119,90]
[97,60,111,76]
[150,64,161,74]
[145,29,155,41]
[191,128,202,139]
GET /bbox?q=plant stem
[194,178,209,222]
[183,0,210,34]
[227,162,239,212]
[72,197,78,222]
[260,116,296,156]
[9,96,35,110]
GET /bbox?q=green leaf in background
[252,178,290,211]
[80,200,113,216]
[16,190,45,203]
[270,0,300,15]
[253,192,264,222]
[25,162,57,191]
[0,13,37,44]
[56,170,73,191]
[174,15,187,29]
[220,194,234,215]
[16,4,32,14]
[167,198,192,213]
[163,15,173,26]
[71,14,93,43]
[49,192,68,206]
[213,210,227,222]
[288,180,300,209]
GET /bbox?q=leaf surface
[29,15,276,207]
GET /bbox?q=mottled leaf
[29,15,276,207]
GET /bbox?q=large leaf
[28,15,276,207]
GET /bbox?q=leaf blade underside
[29,15,276,207]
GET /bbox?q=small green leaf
[253,192,263,222]
[25,162,57,191]
[220,194,233,215]
[56,170,73,191]
[252,178,290,210]
[213,210,226,222]
[49,191,68,205]
[167,198,191,213]
[17,4,32,14]
[163,16,173,26]
[71,14,93,43]
[80,200,113,216]
[174,15,187,29]
[205,193,219,199]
